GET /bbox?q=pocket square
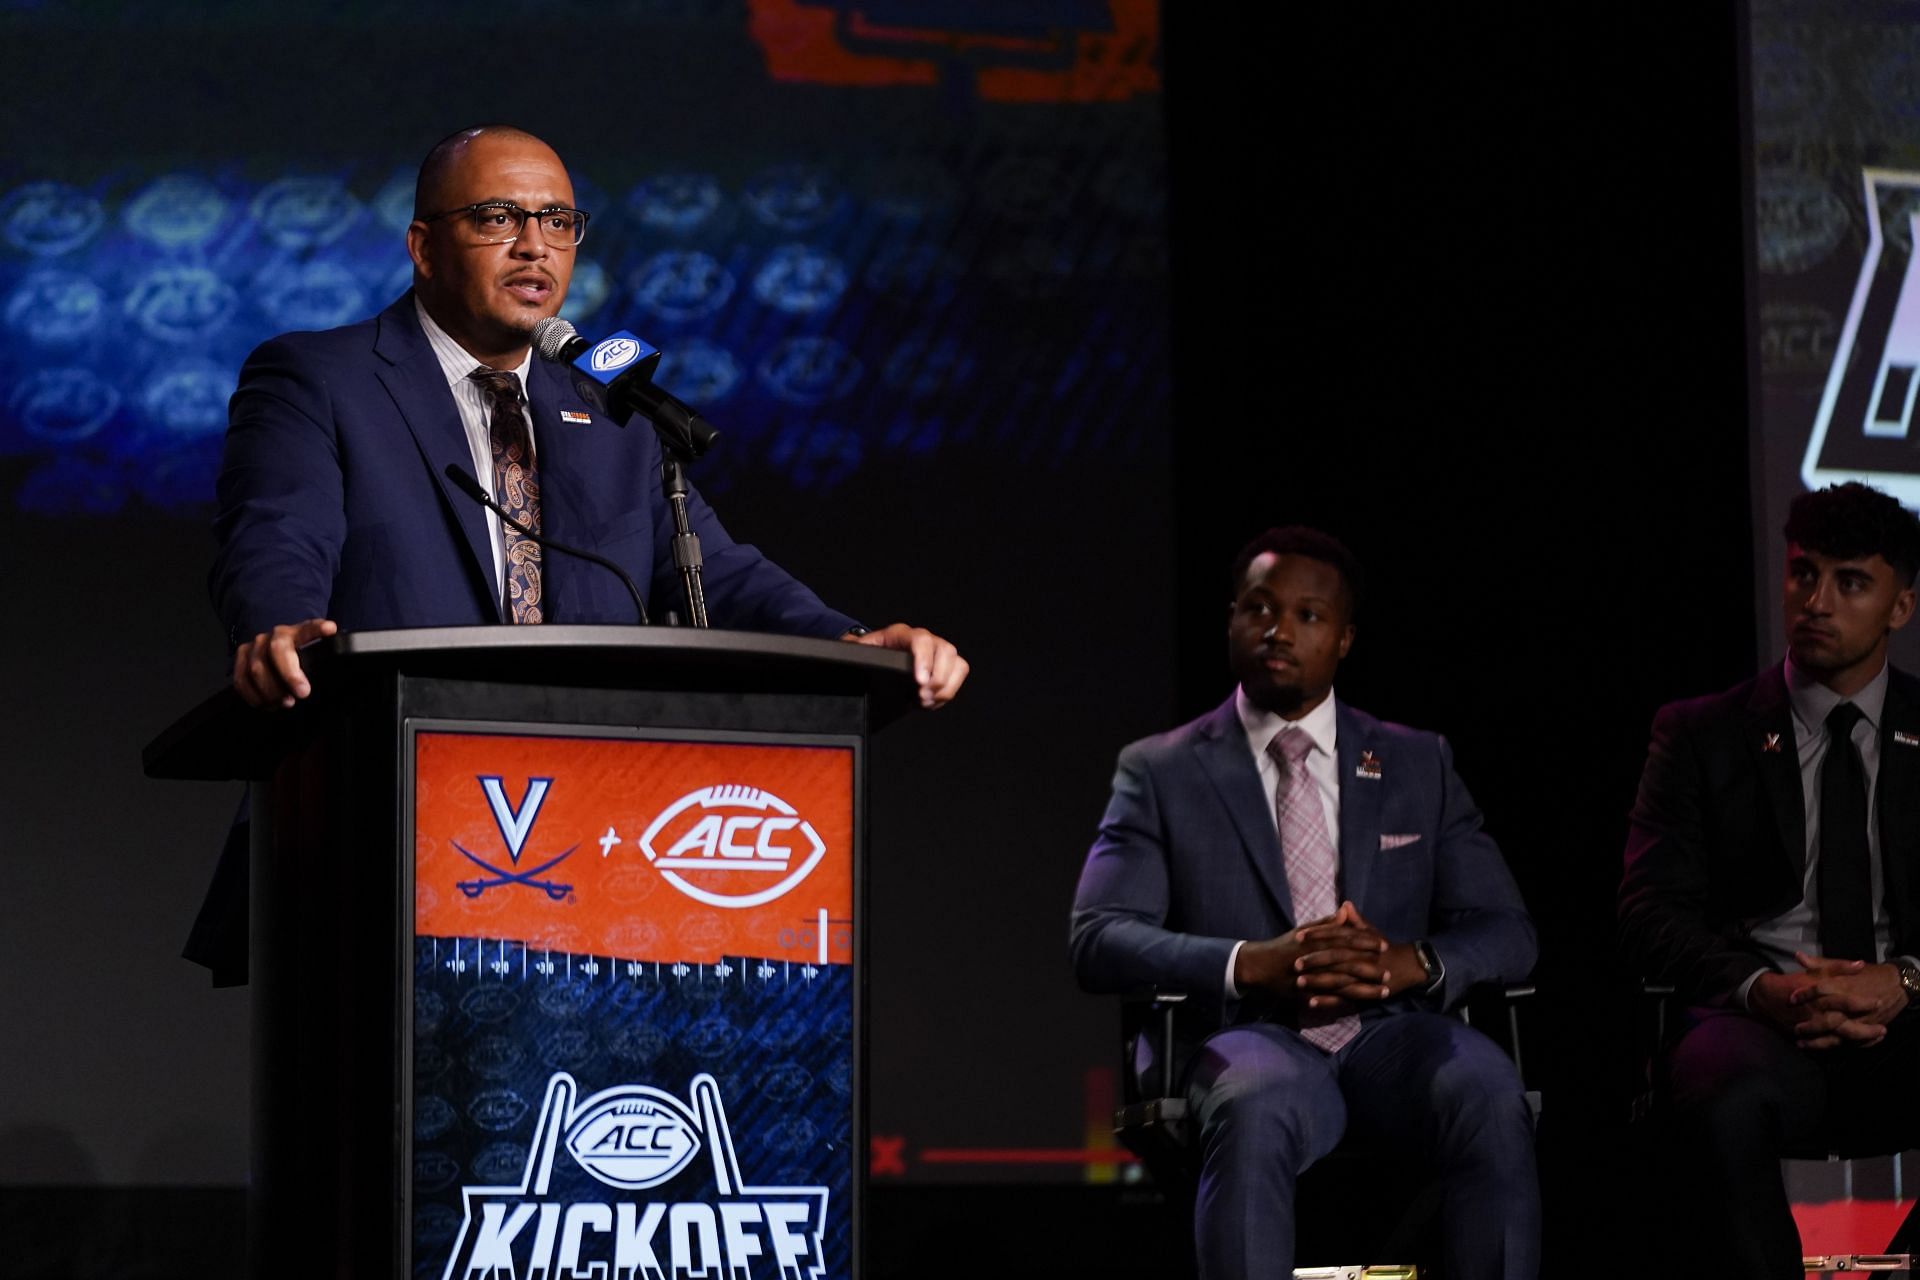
[1380,833,1421,850]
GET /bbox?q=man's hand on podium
[233,618,338,709]
[844,624,969,708]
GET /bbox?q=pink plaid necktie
[1269,727,1359,1053]
[470,367,543,624]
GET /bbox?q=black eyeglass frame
[417,201,590,246]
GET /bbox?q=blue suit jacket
[209,292,856,641]
[189,295,857,983]
[1070,695,1536,1046]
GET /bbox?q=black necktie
[1817,700,1874,961]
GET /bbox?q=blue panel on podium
[405,724,861,1279]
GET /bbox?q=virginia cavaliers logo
[637,785,827,909]
[454,776,576,900]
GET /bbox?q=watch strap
[1413,939,1443,992]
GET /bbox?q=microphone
[443,464,650,626]
[530,317,720,459]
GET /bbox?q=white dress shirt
[415,297,537,604]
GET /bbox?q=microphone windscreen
[531,316,579,362]
[443,463,488,503]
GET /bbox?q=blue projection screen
[0,0,1167,514]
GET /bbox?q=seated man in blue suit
[1071,527,1539,1279]
[191,124,966,981]
[215,123,967,710]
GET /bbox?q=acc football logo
[436,1072,828,1280]
[0,181,104,256]
[637,786,827,909]
[589,336,642,373]
[563,1086,702,1189]
[11,368,119,443]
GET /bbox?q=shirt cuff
[1225,940,1246,1000]
[1735,967,1769,1010]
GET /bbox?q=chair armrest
[1119,987,1189,1103]
[1459,983,1539,1099]
[1115,987,1193,1162]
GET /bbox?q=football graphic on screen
[563,1087,703,1190]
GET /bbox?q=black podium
[145,627,915,1280]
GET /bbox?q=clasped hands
[1234,900,1428,1017]
[1750,950,1909,1050]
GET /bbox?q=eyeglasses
[419,201,590,247]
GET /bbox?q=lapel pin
[1355,750,1383,780]
[1762,732,1782,753]
[1896,731,1920,748]
[560,409,592,425]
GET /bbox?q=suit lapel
[1746,664,1806,882]
[373,296,502,622]
[1879,672,1920,950]
[523,360,614,624]
[1191,699,1295,923]
[1335,701,1382,910]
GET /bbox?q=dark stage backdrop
[1162,6,1758,1274]
[0,1,1172,1189]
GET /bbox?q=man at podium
[211,123,966,712]
[190,124,966,982]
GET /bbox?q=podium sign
[407,726,861,1279]
[143,627,912,1279]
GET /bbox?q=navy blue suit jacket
[209,292,857,642]
[1070,695,1536,1051]
[190,295,857,982]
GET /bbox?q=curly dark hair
[1783,482,1920,585]
[1229,526,1363,619]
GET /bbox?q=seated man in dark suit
[1620,481,1920,1277]
[1071,526,1539,1279]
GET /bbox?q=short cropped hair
[1229,526,1363,619]
[1783,482,1920,586]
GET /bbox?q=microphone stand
[661,448,709,628]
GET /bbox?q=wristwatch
[1412,939,1443,992]
[1898,958,1920,1000]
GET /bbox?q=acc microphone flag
[532,316,719,456]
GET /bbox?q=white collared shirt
[414,296,537,604]
[1224,685,1342,997]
